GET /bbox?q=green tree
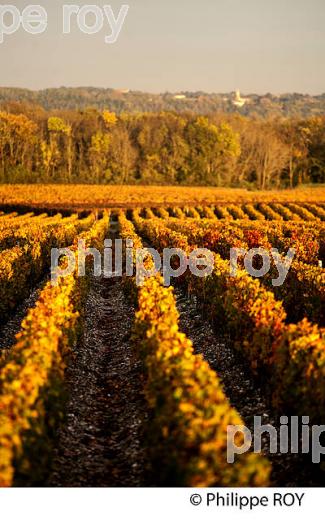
[184,117,240,185]
[47,117,73,181]
[89,131,110,183]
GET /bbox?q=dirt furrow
[49,275,150,487]
[174,286,322,487]
[0,280,46,352]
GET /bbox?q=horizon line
[0,85,325,98]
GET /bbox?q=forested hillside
[0,103,324,187]
[1,87,325,118]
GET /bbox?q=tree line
[0,102,324,188]
[1,87,325,118]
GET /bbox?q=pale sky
[0,0,324,94]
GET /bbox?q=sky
[0,0,324,94]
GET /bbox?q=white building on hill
[232,89,248,107]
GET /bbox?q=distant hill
[1,87,325,118]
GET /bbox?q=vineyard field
[0,186,324,488]
[0,184,325,210]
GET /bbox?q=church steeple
[233,89,247,107]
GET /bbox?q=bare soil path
[0,280,45,352]
[48,275,150,486]
[174,286,323,487]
